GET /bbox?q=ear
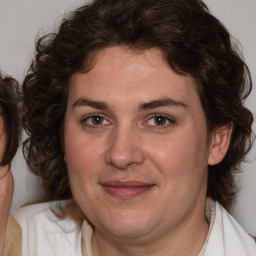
[208,124,233,166]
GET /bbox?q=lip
[100,180,155,199]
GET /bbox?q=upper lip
[101,180,154,187]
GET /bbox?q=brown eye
[145,115,175,129]
[82,114,111,128]
[154,116,168,126]
[91,115,104,125]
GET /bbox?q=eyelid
[79,113,175,130]
[143,114,176,128]
[81,113,112,127]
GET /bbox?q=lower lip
[102,185,154,199]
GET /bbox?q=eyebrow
[72,97,187,111]
[138,98,187,111]
[72,98,108,110]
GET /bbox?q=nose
[105,126,145,170]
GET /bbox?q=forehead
[68,47,200,109]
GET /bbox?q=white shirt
[204,201,256,255]
[14,200,256,256]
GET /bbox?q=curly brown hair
[0,73,20,166]
[22,0,254,209]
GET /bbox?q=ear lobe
[208,125,233,166]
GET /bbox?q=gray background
[0,0,255,235]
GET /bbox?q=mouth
[100,180,155,199]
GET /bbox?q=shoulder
[205,201,256,256]
[6,215,21,238]
[14,200,70,226]
[14,200,83,256]
[3,216,22,256]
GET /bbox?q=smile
[101,180,155,199]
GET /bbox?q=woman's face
[64,47,220,244]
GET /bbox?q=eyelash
[81,114,111,128]
[80,114,175,129]
[144,114,175,129]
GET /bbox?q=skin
[0,113,14,255]
[64,47,231,256]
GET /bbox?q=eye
[82,114,111,127]
[145,115,175,128]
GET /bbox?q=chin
[97,210,155,239]
[104,223,153,240]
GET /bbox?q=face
[64,47,213,244]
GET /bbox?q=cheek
[64,127,109,194]
[65,137,99,177]
[65,137,99,203]
[147,131,208,181]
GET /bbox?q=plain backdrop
[0,0,255,235]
